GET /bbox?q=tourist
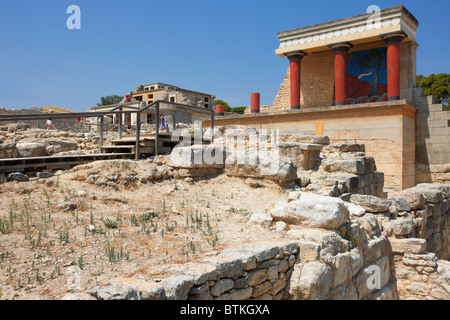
[160,113,166,131]
[46,109,54,130]
[126,122,132,134]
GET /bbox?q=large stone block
[322,156,376,175]
[270,193,349,229]
[279,142,324,170]
[289,262,333,300]
[349,194,391,213]
[389,238,427,254]
[225,153,298,186]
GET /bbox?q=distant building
[87,82,215,126]
[131,82,215,109]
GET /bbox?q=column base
[388,96,400,101]
[216,113,224,116]
[335,101,346,106]
[290,106,300,110]
[250,109,260,113]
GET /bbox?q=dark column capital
[286,50,307,61]
[380,31,407,44]
[328,41,353,53]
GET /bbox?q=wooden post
[172,112,176,132]
[136,112,141,160]
[210,107,215,144]
[155,102,159,157]
[118,106,123,139]
[99,116,104,153]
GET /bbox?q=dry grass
[0,161,289,300]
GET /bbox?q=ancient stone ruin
[50,126,449,301]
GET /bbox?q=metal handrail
[0,99,215,160]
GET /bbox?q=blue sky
[0,0,449,111]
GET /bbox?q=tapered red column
[215,104,225,116]
[330,43,352,105]
[287,52,306,109]
[382,33,405,101]
[250,92,260,113]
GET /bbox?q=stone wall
[395,183,450,259]
[393,248,450,300]
[63,242,300,300]
[270,192,398,300]
[415,95,450,185]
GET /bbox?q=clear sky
[0,0,449,112]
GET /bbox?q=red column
[287,52,305,109]
[383,34,405,101]
[215,104,224,116]
[250,92,260,113]
[330,43,352,106]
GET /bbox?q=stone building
[207,5,450,191]
[87,82,215,127]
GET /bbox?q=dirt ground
[0,159,290,300]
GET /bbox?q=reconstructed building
[207,5,450,191]
[87,82,215,126]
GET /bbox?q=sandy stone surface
[0,158,290,300]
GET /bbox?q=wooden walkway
[0,153,133,174]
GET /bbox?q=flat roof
[275,5,419,56]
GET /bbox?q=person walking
[160,113,166,131]
[46,109,54,130]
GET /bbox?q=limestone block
[7,172,29,182]
[349,194,391,213]
[398,190,426,210]
[403,253,438,268]
[289,262,333,300]
[225,153,298,186]
[329,282,358,300]
[16,142,47,157]
[363,236,389,264]
[252,281,273,298]
[271,276,287,296]
[389,197,412,212]
[358,213,381,237]
[389,238,427,254]
[322,156,376,175]
[280,134,330,145]
[210,279,234,297]
[331,252,352,288]
[297,240,321,262]
[108,277,166,300]
[323,143,365,154]
[270,193,348,229]
[279,142,323,170]
[392,218,414,237]
[345,202,366,218]
[160,275,195,300]
[246,269,267,286]
[228,287,253,300]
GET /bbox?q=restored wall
[270,42,416,111]
[208,102,416,191]
[415,96,450,185]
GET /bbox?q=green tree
[97,95,124,106]
[214,99,232,112]
[231,106,247,114]
[417,73,450,106]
